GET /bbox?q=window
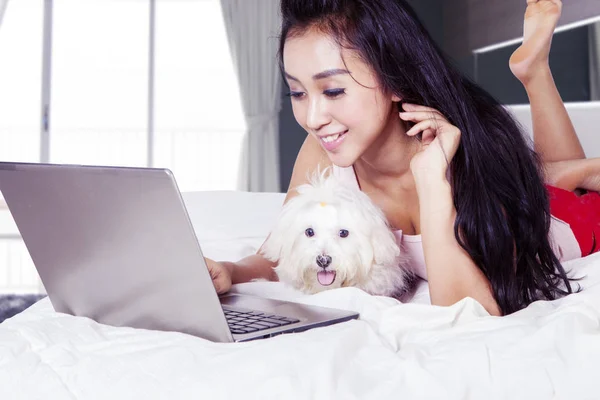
[0,0,43,164]
[0,0,246,293]
[153,0,245,191]
[0,1,44,293]
[50,0,149,167]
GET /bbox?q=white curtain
[220,0,282,193]
[590,22,600,101]
[0,0,8,29]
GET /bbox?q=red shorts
[546,185,600,257]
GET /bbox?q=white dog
[260,170,410,298]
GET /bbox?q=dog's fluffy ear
[353,190,400,267]
[259,193,305,263]
[369,221,401,267]
[261,170,331,262]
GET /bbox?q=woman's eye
[324,88,345,98]
[339,229,349,238]
[286,91,305,99]
[305,228,315,237]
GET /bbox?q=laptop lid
[0,162,234,342]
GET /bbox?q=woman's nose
[306,98,330,131]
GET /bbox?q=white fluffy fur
[260,170,410,297]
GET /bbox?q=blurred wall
[276,1,594,191]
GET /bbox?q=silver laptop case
[0,162,358,342]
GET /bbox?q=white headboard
[506,102,600,159]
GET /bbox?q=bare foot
[509,0,562,84]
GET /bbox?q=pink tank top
[332,165,581,280]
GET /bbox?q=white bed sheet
[1,191,600,399]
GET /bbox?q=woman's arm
[221,254,278,284]
[401,102,502,316]
[415,174,502,316]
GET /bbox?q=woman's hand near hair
[399,102,461,181]
[401,103,502,316]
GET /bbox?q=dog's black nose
[316,255,332,269]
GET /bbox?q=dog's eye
[305,228,315,237]
[339,229,349,238]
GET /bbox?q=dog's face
[261,172,401,294]
[282,200,367,291]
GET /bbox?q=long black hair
[278,0,578,315]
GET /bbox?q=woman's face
[283,29,402,167]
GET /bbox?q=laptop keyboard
[223,308,300,335]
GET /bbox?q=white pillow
[181,190,285,261]
[506,102,600,158]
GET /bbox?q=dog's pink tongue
[317,270,336,286]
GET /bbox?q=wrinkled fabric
[1,252,599,400]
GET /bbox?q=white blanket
[2,191,600,399]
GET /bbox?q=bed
[1,189,600,400]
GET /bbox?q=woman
[206,0,600,316]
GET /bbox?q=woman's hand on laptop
[205,258,232,294]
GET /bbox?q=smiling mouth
[317,270,337,286]
[319,130,348,152]
[320,130,347,143]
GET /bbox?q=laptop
[0,162,358,342]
